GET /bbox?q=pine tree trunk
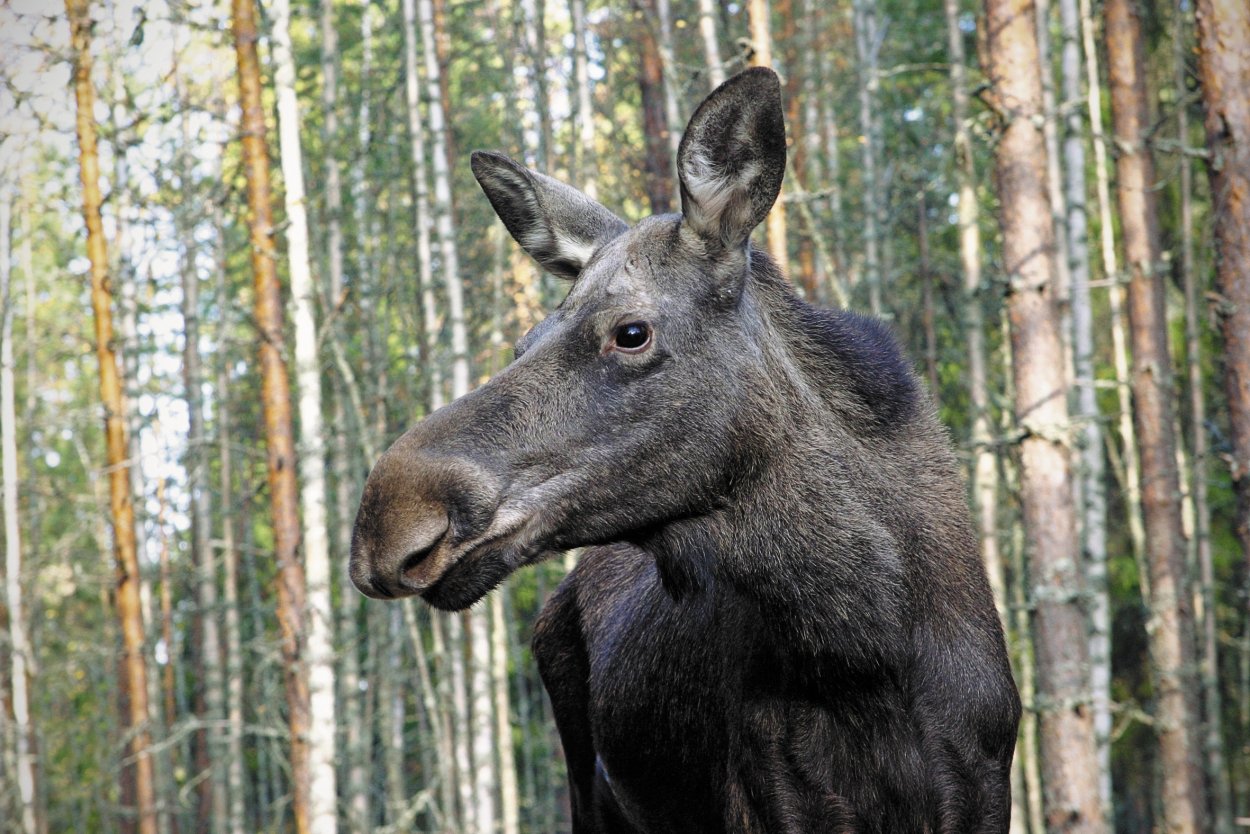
[747,0,790,276]
[2,187,38,834]
[1187,4,1240,831]
[1105,2,1207,827]
[853,0,883,315]
[229,0,313,828]
[1195,0,1250,604]
[66,2,157,830]
[638,0,674,215]
[981,0,1105,828]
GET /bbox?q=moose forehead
[562,214,739,312]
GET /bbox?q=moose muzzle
[349,426,504,600]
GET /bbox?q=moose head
[350,68,791,610]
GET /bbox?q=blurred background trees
[1,0,1248,830]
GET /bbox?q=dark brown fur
[351,68,1020,832]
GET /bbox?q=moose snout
[349,434,504,600]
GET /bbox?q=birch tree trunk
[1105,2,1207,827]
[211,196,246,834]
[174,72,227,834]
[416,2,498,829]
[65,3,157,830]
[570,0,597,198]
[697,0,725,89]
[853,0,883,315]
[320,1,370,828]
[1056,0,1112,813]
[270,1,339,829]
[981,0,1105,828]
[229,0,313,828]
[2,189,38,834]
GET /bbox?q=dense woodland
[0,0,1248,830]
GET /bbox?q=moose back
[350,68,1021,833]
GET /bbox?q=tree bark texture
[638,0,674,215]
[65,2,158,831]
[229,0,312,829]
[1105,1,1207,828]
[1195,0,1250,582]
[747,0,791,277]
[981,0,1105,829]
[2,188,39,834]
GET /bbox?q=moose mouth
[417,528,552,610]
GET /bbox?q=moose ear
[677,68,786,251]
[471,151,628,280]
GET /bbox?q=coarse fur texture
[351,67,1021,832]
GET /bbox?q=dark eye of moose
[612,322,652,353]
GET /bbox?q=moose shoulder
[350,68,1021,833]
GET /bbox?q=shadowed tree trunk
[1195,0,1250,590]
[981,0,1105,829]
[638,0,674,214]
[1192,0,1249,827]
[229,0,312,829]
[697,0,725,89]
[1105,1,1207,827]
[65,2,157,831]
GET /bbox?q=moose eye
[612,321,652,353]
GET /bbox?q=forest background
[0,0,1248,830]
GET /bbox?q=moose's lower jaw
[419,538,551,611]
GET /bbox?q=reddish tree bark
[65,2,157,832]
[229,0,312,830]
[980,0,1105,829]
[1105,1,1207,828]
[637,0,674,214]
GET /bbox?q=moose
[351,68,1021,833]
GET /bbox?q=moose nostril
[400,542,439,579]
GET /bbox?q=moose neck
[633,263,917,675]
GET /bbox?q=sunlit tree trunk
[981,0,1105,829]
[1192,0,1249,828]
[229,0,313,828]
[853,0,882,315]
[1195,0,1250,599]
[817,22,848,299]
[1105,2,1207,827]
[697,0,725,89]
[1035,0,1073,372]
[66,2,157,831]
[2,188,38,834]
[270,1,340,830]
[746,0,790,276]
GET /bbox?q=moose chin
[350,67,1021,834]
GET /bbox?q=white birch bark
[270,0,338,829]
[570,0,597,198]
[697,0,725,89]
[211,194,246,834]
[1058,0,1112,815]
[1081,0,1146,582]
[853,0,883,315]
[2,190,38,834]
[416,0,499,828]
